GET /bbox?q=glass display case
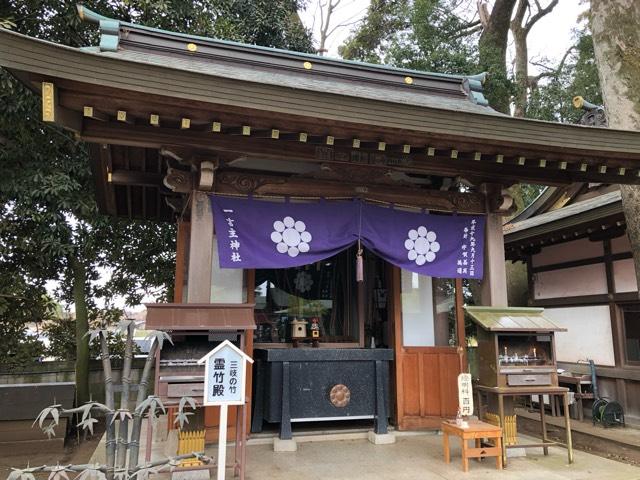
[498,334,554,367]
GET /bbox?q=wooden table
[476,385,574,467]
[441,419,503,472]
[558,374,593,421]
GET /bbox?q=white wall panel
[534,264,607,299]
[544,306,615,366]
[532,238,603,268]
[611,234,632,254]
[613,258,638,293]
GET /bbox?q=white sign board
[198,339,253,406]
[457,373,474,417]
[198,340,254,480]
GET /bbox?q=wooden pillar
[173,220,190,304]
[480,213,508,307]
[187,191,213,303]
[455,278,467,372]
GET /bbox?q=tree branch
[524,0,559,35]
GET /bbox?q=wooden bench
[441,419,503,472]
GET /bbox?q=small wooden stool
[441,419,503,472]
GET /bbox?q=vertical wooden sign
[457,373,474,417]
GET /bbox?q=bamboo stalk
[128,341,159,468]
[100,332,116,480]
[116,322,134,470]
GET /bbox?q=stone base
[507,446,527,458]
[171,469,210,480]
[367,431,396,445]
[274,438,298,452]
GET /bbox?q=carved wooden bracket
[163,167,193,193]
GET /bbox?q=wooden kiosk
[3,5,640,446]
[466,306,574,465]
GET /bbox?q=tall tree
[509,0,559,117]
[591,0,640,294]
[477,0,517,113]
[0,0,313,404]
[341,0,480,75]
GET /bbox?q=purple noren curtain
[211,196,485,279]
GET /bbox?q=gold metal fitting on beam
[187,43,198,52]
[404,76,413,85]
[303,61,313,70]
[42,82,55,122]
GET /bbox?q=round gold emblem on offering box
[329,384,351,408]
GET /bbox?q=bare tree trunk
[71,256,90,406]
[591,0,640,296]
[128,341,159,468]
[100,332,116,480]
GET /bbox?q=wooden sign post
[198,340,253,480]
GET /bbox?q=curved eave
[3,29,640,182]
[504,191,625,254]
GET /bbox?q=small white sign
[458,373,474,417]
[198,340,253,406]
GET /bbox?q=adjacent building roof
[503,186,625,261]
[504,189,622,238]
[465,306,566,332]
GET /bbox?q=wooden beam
[110,170,164,187]
[215,169,487,214]
[224,125,251,136]
[80,121,640,186]
[89,143,117,216]
[253,128,280,139]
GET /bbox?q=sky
[299,0,586,75]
